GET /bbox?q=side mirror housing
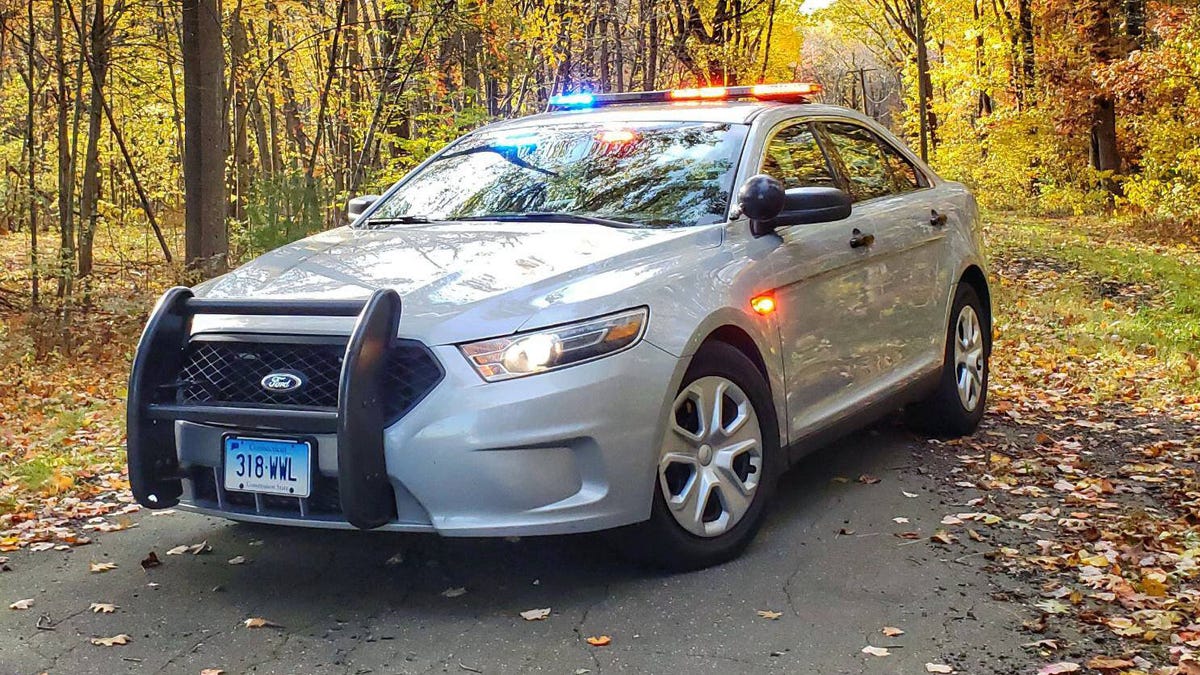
[740,179,853,236]
[348,194,381,221]
[737,175,786,236]
[772,186,853,228]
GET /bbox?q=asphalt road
[1,422,1032,675]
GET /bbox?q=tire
[615,342,781,571]
[906,283,990,437]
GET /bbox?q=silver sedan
[127,85,990,570]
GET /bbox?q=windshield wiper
[364,214,437,225]
[456,212,640,229]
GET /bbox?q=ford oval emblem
[260,372,304,393]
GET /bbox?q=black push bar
[126,287,401,529]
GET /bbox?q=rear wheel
[618,342,780,571]
[907,283,990,437]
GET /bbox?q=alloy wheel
[658,376,763,538]
[953,305,986,411]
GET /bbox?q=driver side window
[760,122,839,191]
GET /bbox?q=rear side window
[822,122,924,201]
[760,122,838,190]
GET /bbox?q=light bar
[548,83,822,109]
[548,92,595,108]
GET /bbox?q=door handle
[930,209,948,227]
[849,228,875,248]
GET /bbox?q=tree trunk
[1090,95,1121,195]
[1017,0,1035,102]
[229,7,250,223]
[915,0,931,161]
[181,0,228,273]
[973,0,992,118]
[54,0,75,300]
[26,0,38,308]
[644,1,658,90]
[78,0,108,279]
[1124,0,1146,47]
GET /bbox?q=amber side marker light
[750,295,776,315]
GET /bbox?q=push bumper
[127,287,408,529]
[128,289,684,536]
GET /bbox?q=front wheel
[616,342,781,571]
[907,283,990,437]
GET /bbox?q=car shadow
[162,415,925,625]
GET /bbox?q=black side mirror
[348,194,381,220]
[773,187,853,228]
[737,175,786,237]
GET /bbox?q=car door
[816,121,948,386]
[754,119,890,439]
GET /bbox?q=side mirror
[738,175,853,236]
[348,194,381,220]
[737,175,786,236]
[773,187,853,228]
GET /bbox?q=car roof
[479,101,861,131]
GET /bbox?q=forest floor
[1,214,1199,674]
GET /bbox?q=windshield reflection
[368,121,748,228]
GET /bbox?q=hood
[194,222,719,344]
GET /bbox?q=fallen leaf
[585,635,611,646]
[756,609,783,620]
[931,530,957,545]
[838,527,855,536]
[1085,656,1134,670]
[862,645,890,657]
[858,474,881,485]
[925,664,953,673]
[189,541,211,555]
[1034,599,1069,615]
[384,552,405,566]
[243,617,281,629]
[441,587,466,598]
[89,562,116,573]
[200,670,225,675]
[903,491,919,498]
[89,603,117,613]
[9,598,34,610]
[227,556,246,565]
[882,626,904,637]
[1023,614,1048,632]
[165,545,189,556]
[896,531,922,539]
[520,607,551,621]
[1036,663,1079,675]
[892,517,910,524]
[91,634,131,647]
[141,552,161,569]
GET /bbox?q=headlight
[460,307,648,381]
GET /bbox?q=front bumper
[128,288,682,536]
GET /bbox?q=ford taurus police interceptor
[127,83,990,570]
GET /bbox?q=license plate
[223,436,312,498]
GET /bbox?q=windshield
[365,121,749,228]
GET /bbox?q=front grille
[177,337,442,420]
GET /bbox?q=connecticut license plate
[223,436,312,498]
